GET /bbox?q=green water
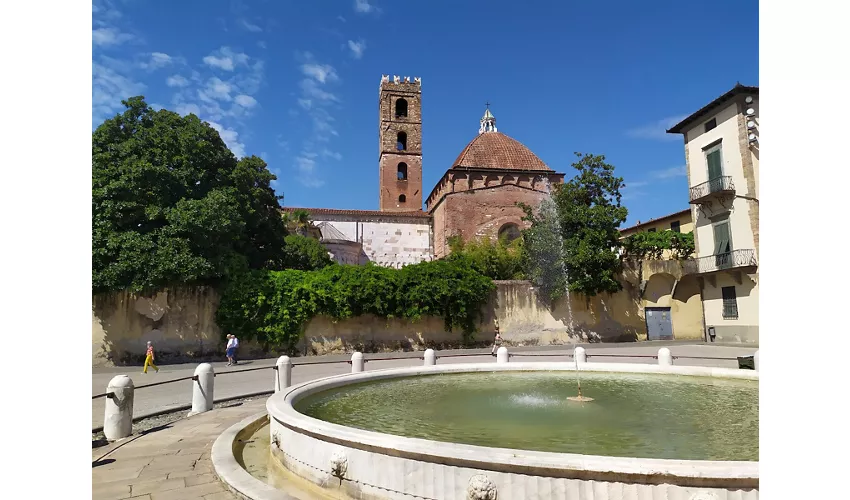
[294,371,759,461]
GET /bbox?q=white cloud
[240,19,263,32]
[140,52,174,70]
[625,115,687,141]
[166,75,189,87]
[651,166,687,179]
[295,154,325,187]
[176,103,201,116]
[297,98,312,110]
[198,77,233,103]
[321,149,342,160]
[234,94,257,108]
[301,63,338,83]
[202,46,250,71]
[299,79,337,102]
[258,41,267,49]
[620,180,649,201]
[354,0,377,14]
[208,121,246,158]
[92,61,145,128]
[92,27,134,46]
[347,39,366,59]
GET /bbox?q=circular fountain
[213,361,759,500]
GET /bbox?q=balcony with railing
[683,248,758,275]
[689,176,735,204]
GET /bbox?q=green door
[713,221,732,268]
[707,149,723,192]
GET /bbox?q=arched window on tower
[395,98,408,118]
[498,223,521,244]
[396,131,407,151]
[398,194,407,203]
[397,163,408,181]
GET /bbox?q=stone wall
[92,287,224,366]
[92,278,702,366]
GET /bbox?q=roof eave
[666,84,759,135]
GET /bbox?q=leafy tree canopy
[620,230,695,261]
[281,234,335,271]
[522,152,628,298]
[92,97,288,293]
[446,235,525,281]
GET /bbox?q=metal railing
[689,176,734,202]
[683,249,758,274]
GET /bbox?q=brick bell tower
[378,75,422,212]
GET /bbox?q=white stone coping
[211,412,298,500]
[268,362,759,490]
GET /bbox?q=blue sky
[92,0,759,227]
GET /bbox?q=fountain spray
[567,345,593,403]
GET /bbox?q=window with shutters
[721,286,738,320]
[705,143,723,193]
[713,220,732,268]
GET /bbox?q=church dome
[451,131,552,172]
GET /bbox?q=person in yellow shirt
[143,341,159,373]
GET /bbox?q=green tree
[620,230,695,261]
[281,234,335,271]
[446,235,525,280]
[92,97,288,293]
[522,152,628,298]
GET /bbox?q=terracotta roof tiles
[452,132,552,172]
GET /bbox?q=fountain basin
[219,362,759,499]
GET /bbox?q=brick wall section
[431,181,559,258]
[379,79,423,212]
[735,100,760,257]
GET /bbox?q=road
[91,342,757,429]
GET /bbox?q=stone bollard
[574,346,587,364]
[496,346,509,364]
[188,363,215,416]
[275,356,292,392]
[657,347,673,366]
[424,349,436,366]
[351,352,364,373]
[103,375,135,441]
[753,350,759,371]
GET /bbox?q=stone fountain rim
[267,362,759,488]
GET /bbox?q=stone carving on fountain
[467,474,498,500]
[329,450,348,479]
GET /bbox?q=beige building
[667,84,759,343]
[619,209,703,342]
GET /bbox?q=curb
[212,412,297,500]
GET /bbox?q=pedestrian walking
[491,321,503,356]
[231,334,239,365]
[143,341,159,373]
[226,334,238,366]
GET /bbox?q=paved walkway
[92,343,757,429]
[92,400,266,500]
